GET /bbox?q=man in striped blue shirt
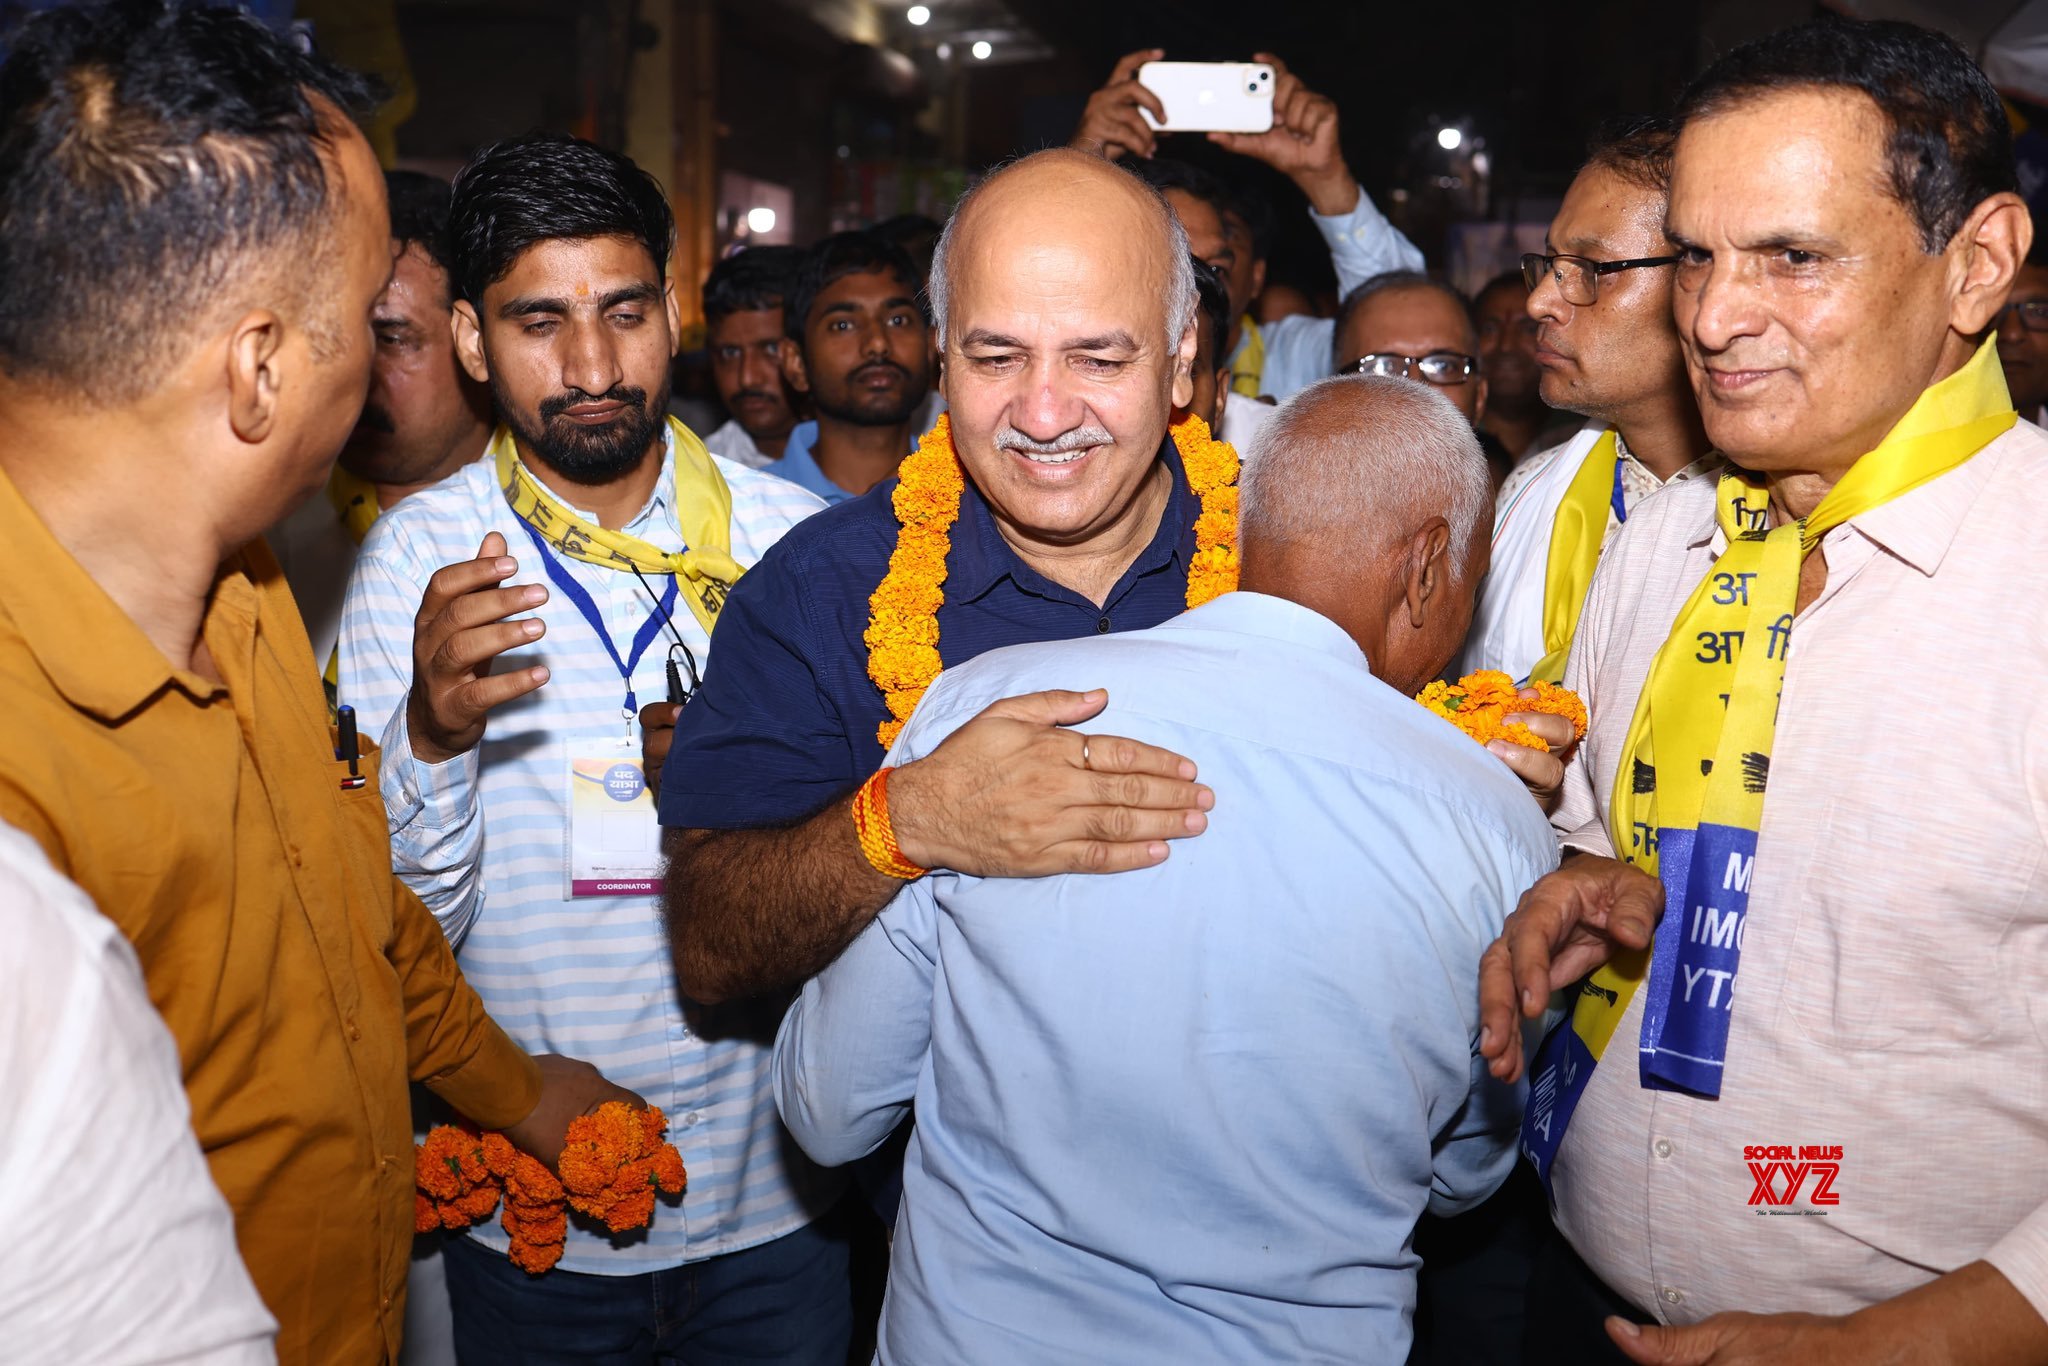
[337,135,845,1363]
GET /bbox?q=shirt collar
[0,463,229,719]
[555,426,678,537]
[948,433,1192,605]
[1158,590,1369,670]
[1688,439,2001,574]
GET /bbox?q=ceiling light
[971,39,992,60]
[907,5,930,24]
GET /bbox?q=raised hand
[1070,48,1167,161]
[1206,53,1358,215]
[406,531,552,764]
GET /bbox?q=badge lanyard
[1610,451,1630,526]
[517,520,677,742]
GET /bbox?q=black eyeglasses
[1522,251,1681,306]
[1997,299,2048,334]
[1343,351,1478,386]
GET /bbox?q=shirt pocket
[1777,796,2031,1053]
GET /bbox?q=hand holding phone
[1136,62,1275,134]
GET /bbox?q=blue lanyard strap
[516,520,678,717]
[1610,447,1630,526]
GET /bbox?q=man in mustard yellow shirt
[0,6,633,1361]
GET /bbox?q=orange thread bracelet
[852,766,927,881]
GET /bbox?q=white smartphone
[1136,61,1275,134]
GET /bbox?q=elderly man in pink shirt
[1481,16,2048,1366]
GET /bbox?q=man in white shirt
[700,245,803,468]
[0,823,277,1365]
[1462,118,1719,686]
[1072,50,1424,402]
[1480,17,2048,1364]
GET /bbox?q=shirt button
[1660,1286,1684,1306]
[381,1295,393,1312]
[684,1111,702,1127]
[1653,1138,1674,1160]
[1095,616,1111,633]
[346,1017,361,1042]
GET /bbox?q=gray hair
[926,150,1199,357]
[1240,373,1493,568]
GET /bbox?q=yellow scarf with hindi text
[493,415,743,637]
[1574,338,2016,1077]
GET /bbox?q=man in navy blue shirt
[656,149,1224,1003]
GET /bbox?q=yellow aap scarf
[1528,429,1621,684]
[327,466,382,546]
[493,415,742,637]
[1521,338,2014,1187]
[322,467,383,706]
[1229,314,1267,398]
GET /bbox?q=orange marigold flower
[415,1192,440,1235]
[503,1204,568,1246]
[456,1184,502,1222]
[651,1145,687,1195]
[604,1186,658,1232]
[1416,672,1588,752]
[507,1237,563,1276]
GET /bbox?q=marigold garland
[865,412,1240,747]
[1416,670,1589,751]
[412,1102,687,1276]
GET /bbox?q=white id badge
[566,752,665,898]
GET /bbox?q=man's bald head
[928,148,1196,353]
[1240,375,1493,691]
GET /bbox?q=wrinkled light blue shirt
[774,592,1555,1365]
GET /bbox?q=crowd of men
[0,4,2044,1366]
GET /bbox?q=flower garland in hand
[414,1102,688,1276]
[865,412,1240,747]
[1417,670,1588,751]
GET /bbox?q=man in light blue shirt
[774,375,1557,1364]
[763,231,932,506]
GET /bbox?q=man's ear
[1473,375,1490,427]
[452,299,490,384]
[1171,318,1199,411]
[1403,517,1453,628]
[664,277,683,359]
[1951,191,2031,337]
[1249,257,1268,309]
[782,340,813,396]
[225,310,285,444]
[1212,365,1232,428]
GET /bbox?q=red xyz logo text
[1743,1144,1842,1207]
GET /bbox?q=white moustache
[992,425,1114,455]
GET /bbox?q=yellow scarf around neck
[493,415,742,638]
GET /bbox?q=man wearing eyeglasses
[1994,245,2048,423]
[1461,118,1720,687]
[1331,270,1516,490]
